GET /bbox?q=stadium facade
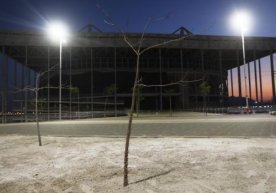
[0,27,276,121]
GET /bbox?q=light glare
[231,10,252,33]
[47,22,69,42]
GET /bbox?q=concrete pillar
[270,54,276,102]
[258,59,263,102]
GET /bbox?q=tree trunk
[124,54,140,187]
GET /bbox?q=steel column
[4,50,7,123]
[114,47,117,116]
[219,50,223,106]
[258,59,263,102]
[270,54,276,102]
[230,69,234,96]
[201,49,204,72]
[21,49,25,119]
[1,47,7,123]
[159,48,163,111]
[47,46,50,120]
[0,49,2,123]
[24,46,28,122]
[69,47,72,119]
[28,65,31,102]
[236,50,242,97]
[180,48,184,110]
[59,41,62,120]
[247,62,252,99]
[13,60,17,104]
[219,50,222,83]
[90,47,94,118]
[200,50,204,107]
[254,59,259,101]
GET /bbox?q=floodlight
[46,21,70,120]
[230,10,252,33]
[47,21,69,42]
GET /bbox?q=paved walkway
[0,113,276,137]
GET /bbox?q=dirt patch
[0,136,276,192]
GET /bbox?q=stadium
[1,26,276,121]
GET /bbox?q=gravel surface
[0,136,276,193]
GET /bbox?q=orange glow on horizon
[228,54,275,103]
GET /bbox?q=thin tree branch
[39,64,57,78]
[138,17,153,52]
[123,35,139,55]
[37,86,60,91]
[97,1,138,55]
[10,87,35,93]
[140,33,194,55]
[138,77,204,88]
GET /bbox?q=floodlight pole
[241,30,249,111]
[59,40,63,120]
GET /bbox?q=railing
[0,110,127,123]
[193,106,273,114]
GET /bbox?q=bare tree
[121,30,195,186]
[135,85,144,117]
[13,66,59,146]
[32,69,59,146]
[98,5,203,186]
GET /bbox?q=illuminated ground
[0,136,276,193]
[0,113,276,137]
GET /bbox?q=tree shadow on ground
[130,169,174,185]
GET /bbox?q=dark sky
[0,0,275,36]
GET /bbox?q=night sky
[1,0,276,102]
[0,0,275,37]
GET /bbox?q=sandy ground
[0,136,276,193]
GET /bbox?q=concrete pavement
[0,113,276,137]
